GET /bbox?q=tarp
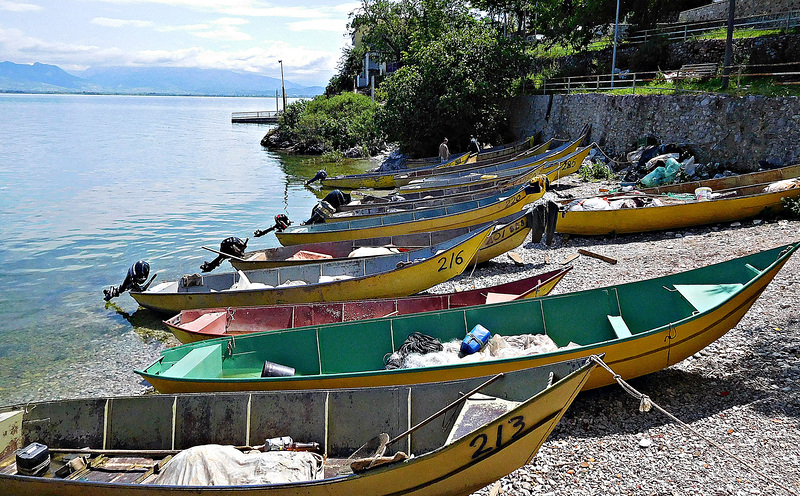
[155,445,324,486]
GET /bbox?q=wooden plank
[560,253,579,265]
[578,249,617,265]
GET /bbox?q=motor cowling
[200,237,248,272]
[103,260,152,301]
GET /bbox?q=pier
[231,111,281,123]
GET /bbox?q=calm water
[0,94,369,405]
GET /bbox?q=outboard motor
[305,169,328,185]
[254,214,292,237]
[200,236,249,272]
[103,260,154,301]
[303,190,352,225]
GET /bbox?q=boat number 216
[469,415,526,459]
[436,250,465,272]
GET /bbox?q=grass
[697,26,798,40]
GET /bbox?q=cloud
[89,16,253,41]
[288,18,348,33]
[0,0,41,12]
[91,18,157,28]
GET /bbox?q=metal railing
[627,10,800,44]
[535,62,800,95]
[231,111,281,120]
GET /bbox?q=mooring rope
[590,355,798,496]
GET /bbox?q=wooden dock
[231,111,281,123]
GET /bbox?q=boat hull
[0,360,595,496]
[138,244,798,394]
[131,227,491,314]
[276,182,545,246]
[556,185,800,235]
[165,268,571,344]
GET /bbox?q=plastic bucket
[261,360,295,377]
[695,187,712,201]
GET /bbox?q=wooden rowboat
[640,163,800,195]
[320,153,470,190]
[396,146,591,196]
[137,243,799,393]
[130,226,492,314]
[164,268,571,343]
[394,134,586,188]
[233,208,539,270]
[275,180,547,246]
[0,358,597,496]
[556,175,800,235]
[392,139,553,185]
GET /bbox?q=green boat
[137,243,799,394]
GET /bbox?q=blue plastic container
[461,324,491,355]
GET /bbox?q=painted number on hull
[469,415,526,459]
[437,250,464,272]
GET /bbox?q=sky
[0,0,360,86]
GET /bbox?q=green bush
[269,93,385,154]
[782,196,800,218]
[579,160,616,181]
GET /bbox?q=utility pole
[278,59,287,111]
[721,0,736,90]
[611,0,621,89]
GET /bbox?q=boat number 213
[469,415,526,459]
[436,250,465,272]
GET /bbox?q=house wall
[507,93,800,170]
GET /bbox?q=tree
[377,21,530,157]
[325,46,364,96]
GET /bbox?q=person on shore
[469,135,480,154]
[438,138,450,163]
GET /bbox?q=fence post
[736,65,743,89]
[543,78,546,95]
[567,77,571,94]
[596,74,600,90]
[632,73,636,94]
[684,25,687,41]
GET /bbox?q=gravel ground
[456,176,800,496]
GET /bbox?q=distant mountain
[0,61,98,92]
[0,61,324,96]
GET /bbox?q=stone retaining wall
[507,94,800,170]
[679,0,800,23]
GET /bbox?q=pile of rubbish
[605,142,752,187]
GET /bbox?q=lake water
[0,94,370,405]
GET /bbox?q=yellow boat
[130,226,492,314]
[232,208,539,270]
[641,163,800,195]
[275,179,547,246]
[0,358,595,496]
[393,139,554,186]
[397,145,591,196]
[320,153,470,190]
[397,136,587,193]
[137,243,798,393]
[556,177,800,235]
